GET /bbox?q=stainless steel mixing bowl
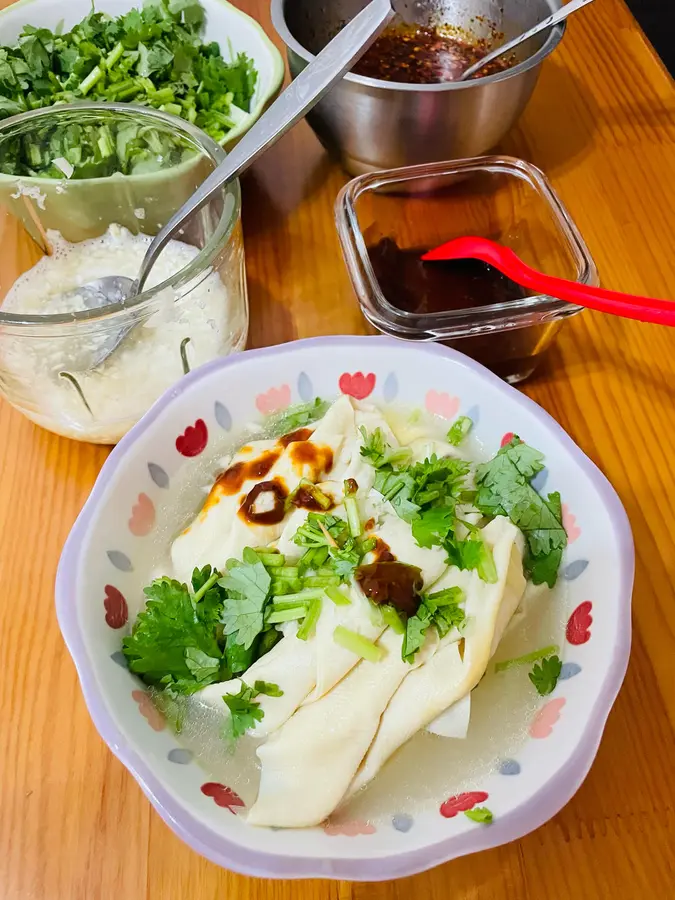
[271,0,564,173]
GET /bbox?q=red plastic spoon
[421,237,675,327]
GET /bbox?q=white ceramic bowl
[0,0,284,149]
[56,337,634,880]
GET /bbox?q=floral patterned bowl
[55,337,634,880]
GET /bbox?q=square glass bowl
[335,156,598,383]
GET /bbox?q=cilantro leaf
[464,807,493,824]
[218,549,272,650]
[221,679,283,745]
[411,506,455,549]
[446,532,498,584]
[265,398,330,436]
[360,426,411,470]
[221,682,264,745]
[402,604,432,661]
[402,587,465,661]
[528,654,562,695]
[475,438,567,587]
[254,680,284,697]
[122,576,225,694]
[184,647,221,682]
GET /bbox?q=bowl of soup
[56,336,633,879]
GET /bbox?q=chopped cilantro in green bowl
[0,0,284,177]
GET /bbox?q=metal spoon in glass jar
[459,0,596,81]
[71,0,405,371]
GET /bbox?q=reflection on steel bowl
[271,0,565,174]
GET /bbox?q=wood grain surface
[1,0,674,897]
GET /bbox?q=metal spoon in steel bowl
[459,0,596,81]
[72,0,411,371]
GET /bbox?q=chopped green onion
[277,566,300,579]
[293,480,333,510]
[344,496,362,538]
[271,579,303,595]
[325,585,352,606]
[257,552,285,568]
[380,604,405,634]
[447,416,473,446]
[464,807,493,825]
[272,599,311,611]
[267,606,307,624]
[272,589,325,604]
[360,537,377,554]
[79,65,103,96]
[304,575,341,588]
[494,644,560,673]
[333,626,384,663]
[297,596,322,641]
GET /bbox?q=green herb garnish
[0,1,258,177]
[447,416,473,446]
[494,644,560,673]
[402,587,465,662]
[266,398,330,436]
[360,429,496,583]
[528,654,563,695]
[464,807,493,824]
[122,566,227,694]
[475,437,567,587]
[333,626,384,662]
[218,548,272,649]
[221,679,284,746]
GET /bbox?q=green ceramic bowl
[0,0,284,241]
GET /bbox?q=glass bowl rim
[0,102,239,329]
[334,154,599,329]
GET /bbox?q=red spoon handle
[422,240,675,327]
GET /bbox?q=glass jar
[0,104,248,443]
[335,155,598,383]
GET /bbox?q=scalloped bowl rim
[55,336,634,880]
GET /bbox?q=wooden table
[1,0,674,897]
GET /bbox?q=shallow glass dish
[0,104,248,444]
[335,155,598,383]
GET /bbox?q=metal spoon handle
[135,0,395,294]
[460,0,596,81]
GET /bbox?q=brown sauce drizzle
[239,478,289,526]
[344,478,359,495]
[356,561,424,617]
[214,448,282,498]
[289,441,334,480]
[372,537,396,563]
[291,485,335,512]
[364,517,376,532]
[278,427,314,448]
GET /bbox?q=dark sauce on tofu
[290,485,335,512]
[352,23,513,84]
[367,237,527,315]
[356,561,423,617]
[239,478,288,525]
